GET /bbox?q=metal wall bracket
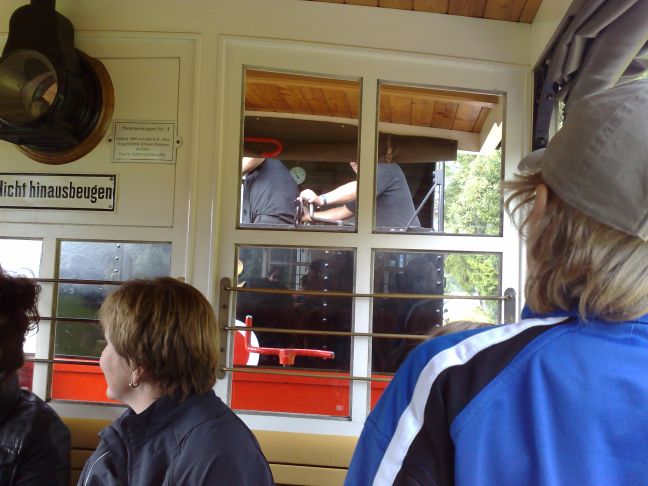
[216,277,232,379]
[503,287,517,323]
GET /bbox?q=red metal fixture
[243,315,335,366]
[244,137,284,158]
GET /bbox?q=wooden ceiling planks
[448,0,487,17]
[484,0,525,22]
[378,0,415,9]
[377,85,499,132]
[305,0,541,22]
[245,69,359,119]
[412,0,449,13]
[388,94,413,125]
[411,98,434,127]
[379,84,499,108]
[431,101,458,130]
[519,0,542,23]
[245,70,501,133]
[379,94,391,122]
[344,0,379,5]
[300,87,335,117]
[472,106,490,133]
[453,103,482,131]
[282,85,312,114]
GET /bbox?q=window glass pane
[0,238,42,276]
[240,69,360,232]
[371,250,501,405]
[52,241,171,403]
[233,245,354,417]
[443,149,502,235]
[0,238,42,391]
[375,83,503,235]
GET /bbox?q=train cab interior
[1,0,646,484]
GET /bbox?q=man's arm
[302,205,354,223]
[241,157,265,175]
[300,181,357,208]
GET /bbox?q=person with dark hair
[267,265,284,284]
[347,79,648,485]
[0,267,70,486]
[78,277,273,485]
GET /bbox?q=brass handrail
[224,325,428,340]
[34,278,124,285]
[39,316,99,323]
[24,359,392,382]
[30,278,511,302]
[224,285,510,301]
[221,366,392,383]
[24,358,393,382]
[24,357,100,366]
[34,318,432,340]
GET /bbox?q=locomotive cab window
[239,69,361,232]
[218,38,524,429]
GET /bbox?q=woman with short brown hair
[79,277,273,486]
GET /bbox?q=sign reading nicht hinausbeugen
[0,174,116,211]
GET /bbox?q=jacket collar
[521,305,648,325]
[97,391,226,485]
[104,390,227,447]
[0,372,20,423]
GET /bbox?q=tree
[443,150,501,321]
[443,150,501,235]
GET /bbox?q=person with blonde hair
[78,277,273,485]
[0,267,70,485]
[427,320,494,338]
[346,79,648,486]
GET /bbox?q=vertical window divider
[33,237,58,401]
[350,75,379,421]
[350,245,372,423]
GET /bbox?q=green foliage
[443,150,502,322]
[444,150,501,235]
[55,290,106,357]
[444,253,500,322]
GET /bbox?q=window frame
[215,38,528,435]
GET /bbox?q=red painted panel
[369,375,391,409]
[231,370,350,416]
[51,362,119,404]
[49,362,393,416]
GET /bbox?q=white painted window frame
[213,37,529,436]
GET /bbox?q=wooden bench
[64,417,357,486]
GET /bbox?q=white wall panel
[0,40,192,229]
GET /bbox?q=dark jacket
[78,390,273,486]
[0,373,70,486]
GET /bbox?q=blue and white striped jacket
[346,307,648,486]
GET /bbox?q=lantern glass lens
[0,49,58,124]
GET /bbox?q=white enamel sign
[0,174,116,211]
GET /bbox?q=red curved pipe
[244,315,335,366]
[244,137,284,158]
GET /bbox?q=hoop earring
[128,379,139,388]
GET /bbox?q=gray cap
[518,78,648,240]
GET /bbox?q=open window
[239,69,360,231]
[218,39,525,430]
